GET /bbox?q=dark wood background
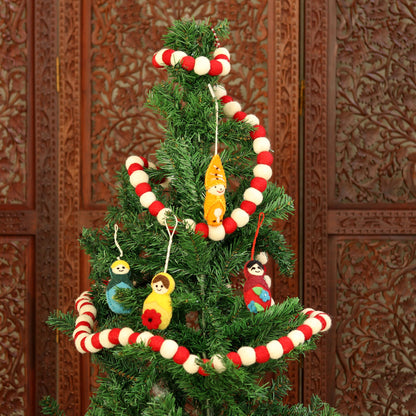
[1,0,415,415]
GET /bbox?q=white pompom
[237,346,256,366]
[264,274,272,288]
[317,313,332,332]
[160,339,179,359]
[231,208,250,227]
[208,225,225,241]
[148,161,157,169]
[266,340,284,359]
[243,187,263,205]
[157,208,173,226]
[183,354,200,374]
[119,328,134,346]
[212,84,227,99]
[154,48,167,66]
[217,59,231,76]
[302,308,315,315]
[194,56,211,75]
[213,47,230,59]
[182,218,196,231]
[160,177,173,189]
[84,335,102,353]
[211,354,226,373]
[140,191,156,208]
[75,335,88,354]
[136,331,153,346]
[223,101,241,118]
[303,318,322,335]
[255,251,268,265]
[287,330,306,347]
[75,315,93,328]
[243,114,260,126]
[79,304,97,316]
[129,169,149,187]
[253,137,271,154]
[253,164,273,180]
[125,155,144,170]
[99,329,116,349]
[171,51,187,65]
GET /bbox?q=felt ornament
[141,217,178,330]
[243,213,273,313]
[106,225,133,314]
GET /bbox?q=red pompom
[314,314,328,330]
[255,345,270,364]
[233,111,247,121]
[162,49,174,65]
[148,335,165,352]
[83,311,95,320]
[139,156,149,168]
[108,328,121,345]
[152,53,163,68]
[209,59,223,76]
[173,346,190,364]
[148,201,165,217]
[279,336,295,354]
[198,358,210,376]
[250,177,267,192]
[297,324,313,341]
[135,183,152,197]
[227,351,242,368]
[250,125,267,139]
[91,333,103,350]
[223,217,237,234]
[181,56,195,71]
[195,222,209,238]
[75,321,91,330]
[220,95,233,104]
[128,333,140,344]
[214,54,230,62]
[240,200,257,215]
[80,337,88,352]
[257,151,274,166]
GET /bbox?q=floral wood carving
[336,239,416,415]
[335,0,416,204]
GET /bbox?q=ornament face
[110,260,130,276]
[247,262,264,276]
[106,260,133,314]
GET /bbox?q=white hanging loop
[113,224,123,260]
[164,216,179,273]
[207,83,219,155]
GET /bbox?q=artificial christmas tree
[42,20,338,416]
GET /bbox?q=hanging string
[164,216,179,273]
[114,224,123,260]
[207,83,219,155]
[251,212,265,260]
[211,26,221,48]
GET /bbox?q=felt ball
[153,48,168,67]
[303,317,323,335]
[119,328,134,346]
[135,182,152,197]
[171,51,187,65]
[213,47,230,60]
[240,200,257,215]
[303,308,315,316]
[209,59,223,76]
[213,84,227,99]
[208,225,225,241]
[128,332,139,344]
[220,95,233,104]
[253,137,271,154]
[195,222,209,238]
[182,218,196,231]
[181,56,195,71]
[214,54,229,61]
[148,161,156,169]
[99,329,115,349]
[148,200,164,217]
[108,328,121,345]
[297,324,314,341]
[253,164,273,180]
[243,114,260,126]
[223,217,237,234]
[266,340,284,359]
[75,315,93,328]
[90,333,104,350]
[173,346,190,365]
[160,339,179,359]
[162,49,174,65]
[223,101,241,118]
[84,335,101,353]
[194,56,211,75]
[136,331,153,346]
[255,251,268,265]
[287,329,306,347]
[254,345,270,364]
[79,304,97,316]
[130,169,149,187]
[140,191,157,208]
[128,163,143,176]
[211,354,226,373]
[152,53,163,68]
[231,208,250,227]
[314,313,331,332]
[233,111,247,121]
[218,59,231,76]
[250,177,268,192]
[183,354,200,374]
[226,351,242,368]
[75,336,87,353]
[243,187,263,206]
[257,151,274,166]
[198,359,210,376]
[237,346,256,366]
[250,125,267,139]
[148,335,165,352]
[156,207,172,225]
[279,336,295,354]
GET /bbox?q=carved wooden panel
[335,239,416,415]
[334,0,416,205]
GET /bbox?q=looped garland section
[73,291,332,376]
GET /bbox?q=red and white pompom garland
[126,84,274,241]
[73,291,331,376]
[152,47,231,77]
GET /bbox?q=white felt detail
[136,331,153,346]
[223,101,241,117]
[160,339,179,359]
[304,318,323,335]
[212,84,227,99]
[157,208,173,226]
[119,328,134,346]
[154,48,168,66]
[231,208,250,227]
[253,164,273,180]
[318,314,332,331]
[243,114,260,126]
[217,59,231,76]
[255,251,268,265]
[75,315,94,328]
[213,47,230,59]
[99,329,116,349]
[194,56,211,75]
[84,335,101,353]
[208,225,225,241]
[140,192,157,208]
[238,346,256,366]
[130,170,149,187]
[183,354,200,374]
[243,187,263,205]
[211,354,226,373]
[75,336,87,354]
[287,330,306,347]
[125,155,145,169]
[171,51,187,65]
[266,340,284,360]
[182,218,196,231]
[253,137,271,154]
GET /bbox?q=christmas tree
[42,20,338,416]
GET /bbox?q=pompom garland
[72,291,332,376]
[126,85,274,241]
